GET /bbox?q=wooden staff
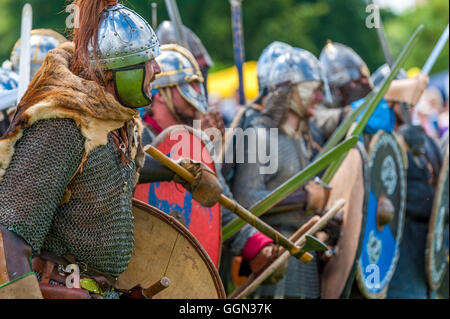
[228,198,345,299]
[145,145,312,262]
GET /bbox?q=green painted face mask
[113,64,152,108]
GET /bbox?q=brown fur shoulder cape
[0,42,145,181]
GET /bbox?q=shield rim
[151,124,223,267]
[340,142,370,298]
[355,131,407,299]
[426,149,449,291]
[117,199,226,298]
[321,142,370,299]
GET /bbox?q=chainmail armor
[0,118,136,277]
[231,95,321,298]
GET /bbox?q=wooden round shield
[356,131,407,299]
[426,150,449,291]
[321,143,369,299]
[134,125,222,267]
[116,200,226,299]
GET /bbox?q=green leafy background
[0,0,448,74]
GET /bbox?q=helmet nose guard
[152,44,208,114]
[88,4,161,108]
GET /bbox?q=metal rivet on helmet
[89,4,160,70]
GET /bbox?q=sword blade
[164,0,188,48]
[229,0,246,105]
[422,24,449,76]
[322,25,423,184]
[368,0,411,123]
[152,2,158,31]
[17,3,33,104]
[222,136,358,241]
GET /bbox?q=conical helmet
[319,41,371,90]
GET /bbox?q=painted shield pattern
[134,125,222,267]
[117,200,226,299]
[426,150,449,291]
[356,131,407,298]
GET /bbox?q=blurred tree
[0,0,447,76]
[384,0,449,74]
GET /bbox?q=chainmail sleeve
[0,118,85,254]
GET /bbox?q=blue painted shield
[356,132,407,298]
[134,125,221,267]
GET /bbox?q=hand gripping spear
[144,145,327,263]
[222,24,424,241]
[321,25,424,183]
[229,198,346,299]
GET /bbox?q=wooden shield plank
[426,150,449,291]
[321,143,369,299]
[116,200,226,299]
[134,125,222,267]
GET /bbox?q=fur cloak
[0,42,145,182]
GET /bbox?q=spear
[421,24,449,76]
[144,145,325,262]
[222,135,358,241]
[164,0,188,48]
[368,0,412,124]
[319,24,424,158]
[229,0,246,105]
[17,3,33,104]
[229,198,346,299]
[321,24,424,183]
[222,24,424,241]
[151,2,158,31]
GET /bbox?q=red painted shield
[134,125,222,267]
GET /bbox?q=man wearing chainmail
[320,42,435,299]
[0,0,222,299]
[231,47,334,299]
[140,44,280,289]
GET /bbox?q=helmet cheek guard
[113,64,152,108]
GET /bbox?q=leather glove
[385,74,429,106]
[305,178,331,213]
[173,159,222,207]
